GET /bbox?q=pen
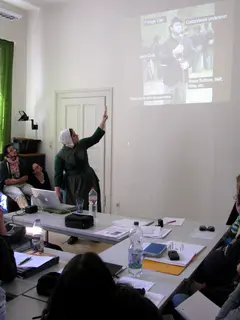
[167,220,176,224]
[18,257,32,266]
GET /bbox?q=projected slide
[136,0,234,105]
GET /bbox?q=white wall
[0,1,28,138]
[26,0,240,222]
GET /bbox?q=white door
[56,89,112,213]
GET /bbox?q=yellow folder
[142,259,185,275]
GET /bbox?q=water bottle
[88,188,98,218]
[128,221,143,277]
[0,287,6,320]
[32,219,44,253]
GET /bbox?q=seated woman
[29,163,51,190]
[41,252,162,320]
[0,209,17,282]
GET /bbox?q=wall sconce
[18,111,38,130]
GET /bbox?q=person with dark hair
[191,25,203,73]
[0,144,33,208]
[29,163,51,191]
[202,23,214,70]
[41,252,161,320]
[54,108,108,244]
[0,209,17,282]
[159,16,194,104]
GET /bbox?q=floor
[48,232,112,254]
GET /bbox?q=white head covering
[59,129,74,147]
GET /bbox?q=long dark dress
[54,127,105,211]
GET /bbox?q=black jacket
[0,236,17,282]
[28,171,51,191]
[0,158,28,191]
[159,35,194,86]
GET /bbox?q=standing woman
[54,109,108,244]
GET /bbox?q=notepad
[94,226,129,239]
[190,228,216,240]
[112,219,150,228]
[141,226,172,239]
[14,252,54,268]
[118,276,155,292]
[145,292,165,307]
[144,241,205,267]
[163,217,185,226]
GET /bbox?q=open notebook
[14,251,59,279]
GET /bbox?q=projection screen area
[128,0,234,106]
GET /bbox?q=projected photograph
[140,0,232,105]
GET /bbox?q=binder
[142,259,185,275]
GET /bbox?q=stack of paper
[14,252,54,268]
[94,226,129,239]
[163,217,185,226]
[117,276,165,307]
[190,229,216,240]
[144,241,205,267]
[112,219,150,228]
[141,226,172,239]
[118,276,155,291]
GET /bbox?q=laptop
[31,188,76,214]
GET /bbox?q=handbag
[65,214,94,229]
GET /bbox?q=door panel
[56,96,105,210]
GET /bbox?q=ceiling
[2,0,72,10]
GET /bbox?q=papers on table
[190,228,216,240]
[117,276,164,307]
[94,226,129,239]
[118,276,155,291]
[141,226,172,239]
[112,219,150,228]
[163,217,185,226]
[14,252,54,268]
[144,241,205,267]
[145,292,165,307]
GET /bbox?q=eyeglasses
[199,225,215,232]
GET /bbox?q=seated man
[225,175,240,244]
[0,144,33,209]
[0,209,17,282]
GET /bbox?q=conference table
[4,210,153,244]
[4,219,229,319]
[100,220,229,280]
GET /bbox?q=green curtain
[0,39,14,158]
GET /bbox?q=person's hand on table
[55,189,63,203]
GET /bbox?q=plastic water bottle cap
[134,221,139,226]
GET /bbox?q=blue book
[143,243,167,258]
